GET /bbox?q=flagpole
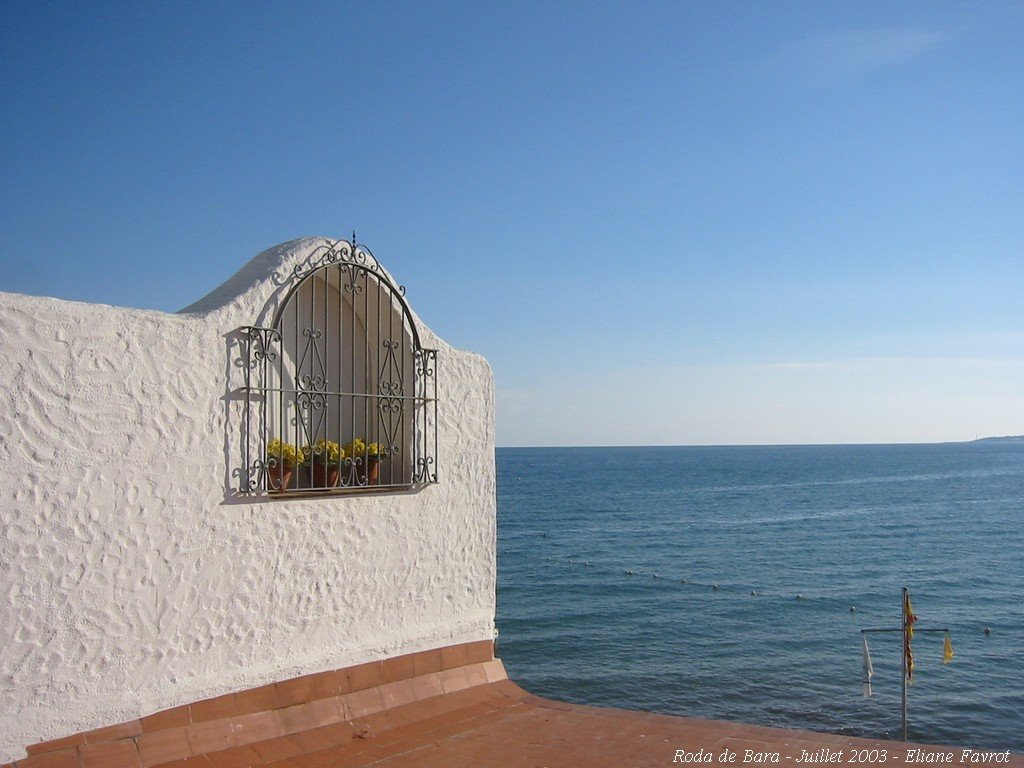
[860,590,949,742]
[902,586,908,742]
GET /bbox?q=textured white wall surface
[0,238,496,763]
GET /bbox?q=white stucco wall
[0,237,496,763]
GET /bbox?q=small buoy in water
[796,594,804,600]
[850,606,856,613]
[626,569,634,575]
[584,561,591,567]
[984,627,991,635]
[751,590,757,596]
[681,577,688,583]
[652,573,659,579]
[713,584,719,590]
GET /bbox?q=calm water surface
[495,443,1024,750]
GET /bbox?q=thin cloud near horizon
[765,26,950,85]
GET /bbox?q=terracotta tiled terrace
[7,641,1021,768]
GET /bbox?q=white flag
[862,633,874,697]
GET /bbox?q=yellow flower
[306,439,343,464]
[345,438,367,457]
[267,438,300,466]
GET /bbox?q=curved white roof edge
[178,236,430,340]
[181,236,372,315]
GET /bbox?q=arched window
[239,240,438,495]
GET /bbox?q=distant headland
[971,435,1024,443]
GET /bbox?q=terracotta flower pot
[267,461,294,493]
[366,458,380,485]
[355,457,380,486]
[310,462,340,489]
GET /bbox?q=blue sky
[2,1,1022,445]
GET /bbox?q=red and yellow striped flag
[904,591,918,680]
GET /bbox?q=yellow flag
[903,591,918,680]
[904,593,917,640]
[943,633,955,664]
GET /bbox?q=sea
[494,442,1024,751]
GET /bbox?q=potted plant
[304,439,343,489]
[266,439,302,492]
[345,438,385,485]
[365,442,386,485]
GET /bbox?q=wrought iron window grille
[238,238,438,496]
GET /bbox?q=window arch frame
[238,239,438,496]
